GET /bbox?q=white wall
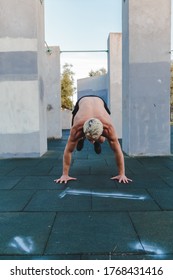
[0,0,47,157]
[122,0,171,156]
[107,33,122,138]
[62,109,72,129]
[44,46,62,139]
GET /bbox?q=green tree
[61,63,75,110]
[89,67,107,77]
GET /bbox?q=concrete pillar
[122,0,171,156]
[107,33,122,138]
[45,46,62,139]
[0,0,47,157]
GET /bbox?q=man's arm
[104,125,132,183]
[54,125,84,184]
[54,135,77,184]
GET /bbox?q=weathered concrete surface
[122,0,171,156]
[0,0,47,158]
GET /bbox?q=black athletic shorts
[71,95,111,125]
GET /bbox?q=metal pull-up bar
[45,42,108,54]
[60,50,108,53]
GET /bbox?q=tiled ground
[0,128,173,260]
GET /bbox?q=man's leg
[94,142,101,154]
[76,138,85,151]
[93,136,105,154]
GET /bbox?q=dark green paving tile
[34,159,58,167]
[66,175,117,189]
[88,153,112,160]
[85,143,112,154]
[91,166,115,175]
[160,176,173,187]
[28,166,53,176]
[7,159,57,176]
[124,180,170,190]
[81,254,110,260]
[7,167,32,176]
[0,254,81,260]
[105,156,118,166]
[126,174,170,189]
[70,166,90,175]
[111,254,173,260]
[152,168,173,176]
[1,159,41,176]
[162,158,173,170]
[0,212,55,255]
[130,211,173,254]
[82,253,173,260]
[138,157,167,166]
[47,166,64,176]
[14,176,65,190]
[72,158,107,167]
[0,159,12,166]
[33,254,81,260]
[42,150,63,159]
[148,189,173,210]
[131,173,159,181]
[25,189,91,211]
[9,158,41,167]
[45,212,143,254]
[124,159,145,174]
[0,176,22,189]
[73,151,88,160]
[81,253,163,260]
[91,188,160,211]
[0,165,16,175]
[0,190,35,211]
[88,148,113,157]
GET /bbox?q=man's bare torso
[71,97,116,141]
[73,96,112,125]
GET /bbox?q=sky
[44,0,173,89]
[44,0,122,83]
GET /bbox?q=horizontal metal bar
[60,50,108,53]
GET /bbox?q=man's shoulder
[102,123,117,139]
[70,124,84,140]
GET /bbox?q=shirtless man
[54,96,132,184]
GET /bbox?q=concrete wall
[45,46,62,139]
[107,33,122,138]
[62,109,72,129]
[0,0,47,157]
[122,0,171,156]
[77,75,108,103]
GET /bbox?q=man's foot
[94,142,101,154]
[76,139,85,151]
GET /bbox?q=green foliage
[61,63,76,110]
[89,67,107,77]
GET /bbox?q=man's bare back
[73,96,111,124]
[72,97,115,141]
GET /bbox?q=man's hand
[54,175,77,184]
[111,175,132,184]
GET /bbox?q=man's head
[83,118,103,141]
